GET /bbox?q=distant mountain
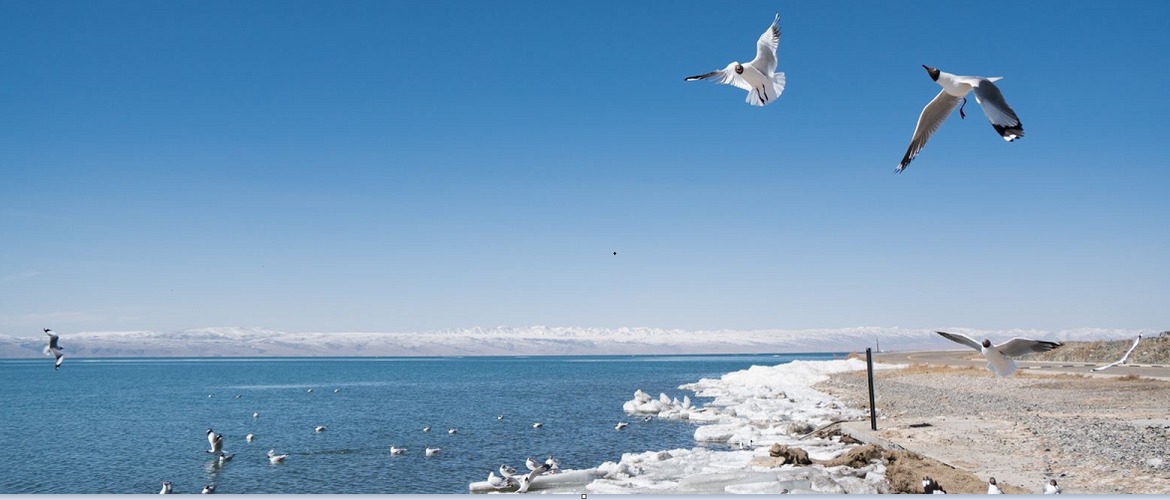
[0,326,1145,358]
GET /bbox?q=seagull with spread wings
[685,13,786,107]
[935,331,1061,377]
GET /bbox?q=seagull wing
[748,13,780,76]
[995,337,1062,357]
[935,331,983,352]
[1118,334,1142,364]
[47,332,60,350]
[1092,334,1142,371]
[897,90,963,172]
[53,349,64,369]
[972,79,1023,141]
[684,66,752,93]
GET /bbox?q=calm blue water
[0,353,841,494]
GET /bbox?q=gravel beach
[816,364,1170,494]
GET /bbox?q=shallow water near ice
[0,353,842,494]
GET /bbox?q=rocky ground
[815,364,1170,494]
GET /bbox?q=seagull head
[989,477,998,485]
[922,65,940,81]
[981,339,992,348]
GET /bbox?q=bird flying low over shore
[935,331,1061,377]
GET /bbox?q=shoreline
[816,357,1170,494]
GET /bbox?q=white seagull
[988,477,1004,494]
[532,422,543,429]
[314,425,327,433]
[217,452,233,464]
[206,429,223,454]
[267,449,288,464]
[246,433,254,443]
[201,484,216,494]
[447,428,458,435]
[422,426,431,432]
[1044,479,1062,494]
[544,456,560,474]
[517,474,534,494]
[160,481,173,494]
[499,464,518,477]
[615,422,629,431]
[43,328,64,370]
[896,65,1024,173]
[252,412,259,418]
[1091,334,1142,372]
[487,471,515,490]
[685,13,785,107]
[935,331,1062,377]
[425,447,441,456]
[389,445,406,455]
[525,457,544,471]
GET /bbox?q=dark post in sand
[866,347,877,431]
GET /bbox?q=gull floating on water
[245,433,254,443]
[988,477,1004,494]
[1044,479,1062,494]
[422,426,431,432]
[43,328,64,370]
[252,412,259,418]
[935,331,1062,377]
[206,429,223,454]
[685,13,785,107]
[497,415,504,421]
[201,484,216,494]
[267,449,288,464]
[448,428,458,435]
[389,446,406,455]
[315,425,327,433]
[160,481,173,494]
[425,447,441,456]
[532,422,543,429]
[896,65,1024,173]
[1091,334,1142,372]
[615,422,629,431]
[218,452,233,464]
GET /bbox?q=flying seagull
[896,65,1024,173]
[206,429,223,454]
[43,328,64,370]
[685,13,785,107]
[1091,334,1142,372]
[935,331,1062,377]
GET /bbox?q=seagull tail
[771,72,786,98]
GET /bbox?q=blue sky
[2,1,1167,336]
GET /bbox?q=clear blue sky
[2,1,1167,336]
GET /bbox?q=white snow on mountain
[0,325,1145,358]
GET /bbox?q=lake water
[0,353,842,494]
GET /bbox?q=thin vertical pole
[866,347,877,431]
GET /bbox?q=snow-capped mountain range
[0,326,1145,358]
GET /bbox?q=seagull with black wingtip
[896,65,1024,173]
[935,331,1061,377]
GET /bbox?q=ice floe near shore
[588,359,904,494]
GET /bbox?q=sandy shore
[816,362,1170,494]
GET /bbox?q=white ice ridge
[593,359,904,494]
